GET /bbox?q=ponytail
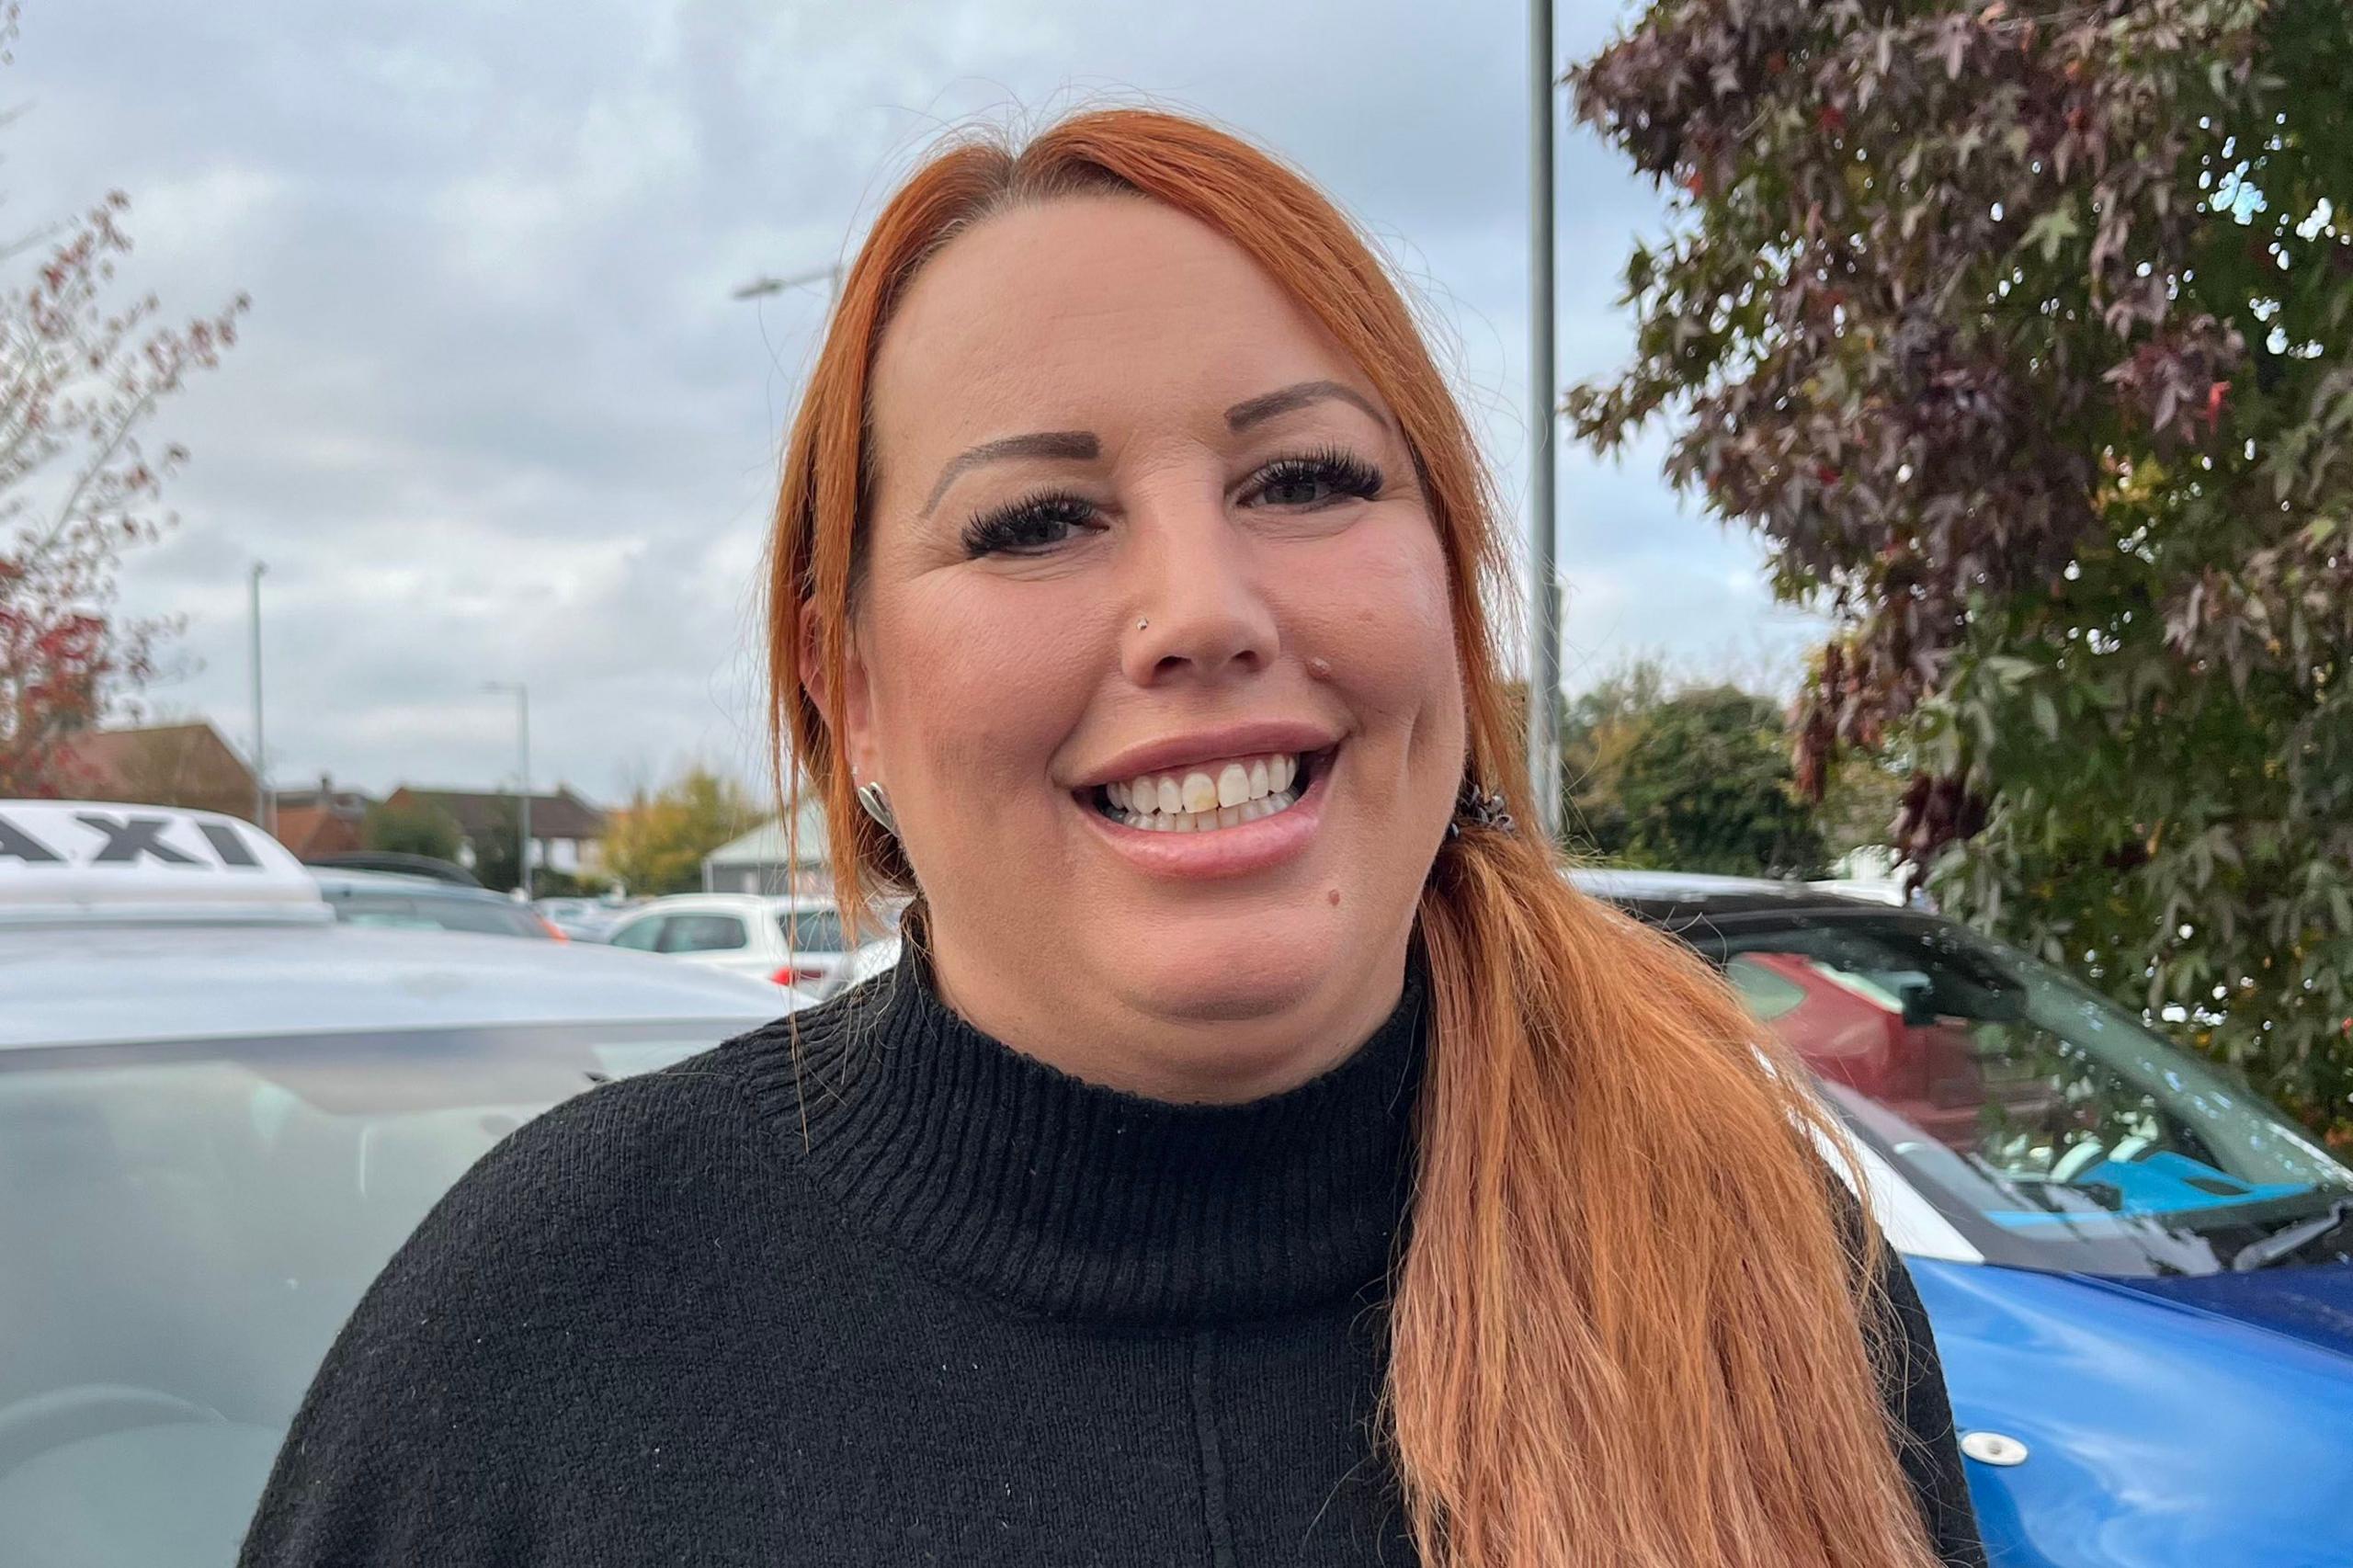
[1390,819,1940,1567]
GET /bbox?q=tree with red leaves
[1571,0,2353,1135]
[0,1,247,797]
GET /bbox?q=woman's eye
[1247,449,1384,510]
[961,495,1097,558]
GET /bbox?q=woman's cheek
[869,591,1061,805]
[1290,518,1459,721]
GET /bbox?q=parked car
[301,850,481,887]
[0,801,806,1567]
[603,892,896,997]
[310,868,561,940]
[532,895,634,943]
[1578,869,2353,1568]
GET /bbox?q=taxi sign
[0,801,331,925]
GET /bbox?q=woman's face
[838,193,1464,1099]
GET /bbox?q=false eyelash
[960,493,1097,559]
[1247,446,1384,506]
[958,446,1386,560]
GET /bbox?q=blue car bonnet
[1908,1257,2353,1568]
[2094,1261,2353,1361]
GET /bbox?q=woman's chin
[1077,908,1402,1092]
[1095,920,1354,1029]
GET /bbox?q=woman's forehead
[870,196,1380,460]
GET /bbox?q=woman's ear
[801,600,880,782]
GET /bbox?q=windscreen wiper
[2231,1195,2353,1272]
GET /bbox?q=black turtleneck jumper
[239,960,1985,1566]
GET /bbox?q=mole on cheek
[1327,888,1341,907]
[1306,655,1334,681]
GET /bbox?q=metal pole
[517,685,531,900]
[1526,0,1563,842]
[248,561,267,832]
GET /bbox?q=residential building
[272,775,373,859]
[700,794,833,895]
[384,785,608,880]
[51,721,259,823]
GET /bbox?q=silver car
[0,801,805,1567]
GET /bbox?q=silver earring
[855,779,898,836]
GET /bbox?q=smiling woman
[238,109,1984,1568]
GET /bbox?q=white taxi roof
[0,801,329,926]
[0,920,804,1051]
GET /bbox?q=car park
[1578,869,2353,1568]
[10,800,2342,1566]
[0,801,805,1567]
[602,892,896,998]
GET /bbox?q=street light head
[731,262,842,303]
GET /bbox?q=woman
[243,109,1984,1567]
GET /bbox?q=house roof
[392,785,607,840]
[53,722,250,788]
[50,722,257,820]
[273,802,367,859]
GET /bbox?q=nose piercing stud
[1137,619,1149,631]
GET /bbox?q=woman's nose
[1120,506,1279,687]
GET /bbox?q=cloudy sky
[16,0,1824,805]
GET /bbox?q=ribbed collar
[745,950,1427,1326]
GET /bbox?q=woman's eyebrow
[918,381,1382,517]
[1223,380,1386,432]
[922,430,1099,516]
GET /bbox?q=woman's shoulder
[236,1008,853,1566]
[421,1006,839,1244]
[348,1002,875,1323]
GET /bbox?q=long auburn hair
[766,108,1940,1568]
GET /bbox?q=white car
[603,892,897,997]
[0,801,809,1567]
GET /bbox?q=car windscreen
[0,1019,762,1566]
[328,891,547,938]
[1690,909,2353,1276]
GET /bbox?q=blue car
[1582,871,2353,1568]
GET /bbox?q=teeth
[1093,752,1313,833]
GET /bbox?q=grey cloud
[18,0,1794,804]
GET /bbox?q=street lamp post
[482,682,530,898]
[248,561,269,833]
[1527,0,1563,842]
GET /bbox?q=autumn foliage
[1571,1,2353,1133]
[0,3,248,795]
